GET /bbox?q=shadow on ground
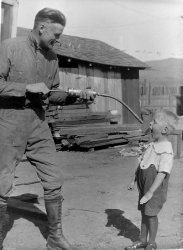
[3,194,48,243]
[105,209,140,242]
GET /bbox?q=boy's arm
[140,172,166,204]
[140,152,173,204]
[127,167,138,190]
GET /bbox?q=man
[0,8,94,250]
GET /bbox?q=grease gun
[50,88,143,124]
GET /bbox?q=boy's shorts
[136,164,169,216]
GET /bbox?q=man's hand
[79,88,96,101]
[140,191,153,204]
[26,82,50,95]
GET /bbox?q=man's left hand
[140,191,153,204]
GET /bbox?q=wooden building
[55,35,148,125]
[17,27,148,125]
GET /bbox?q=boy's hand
[140,191,153,204]
[128,180,135,190]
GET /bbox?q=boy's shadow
[105,209,140,242]
[4,194,49,242]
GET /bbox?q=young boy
[125,108,178,250]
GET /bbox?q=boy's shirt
[139,141,174,174]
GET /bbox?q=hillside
[140,58,183,85]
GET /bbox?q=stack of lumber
[46,102,119,125]
[46,103,149,151]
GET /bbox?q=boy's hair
[154,108,178,134]
[34,8,66,28]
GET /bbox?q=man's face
[39,22,64,51]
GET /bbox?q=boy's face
[149,115,166,141]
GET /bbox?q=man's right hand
[26,82,50,95]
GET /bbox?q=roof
[17,27,148,69]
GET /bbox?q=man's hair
[34,8,66,28]
[154,108,178,134]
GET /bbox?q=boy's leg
[124,212,148,250]
[140,212,148,243]
[145,216,158,250]
[147,216,158,244]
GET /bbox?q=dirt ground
[2,143,183,250]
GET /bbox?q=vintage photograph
[0,0,183,249]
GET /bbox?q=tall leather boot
[45,197,79,250]
[0,205,7,250]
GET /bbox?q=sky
[17,0,183,62]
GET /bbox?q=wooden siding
[59,63,123,124]
[122,69,140,124]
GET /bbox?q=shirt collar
[151,141,173,154]
[27,31,42,52]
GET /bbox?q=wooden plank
[92,67,105,112]
[70,67,79,89]
[108,69,115,111]
[103,69,109,111]
[107,69,123,124]
[122,69,140,124]
[52,114,109,121]
[86,66,94,89]
[57,103,92,110]
[57,109,92,115]
[49,123,141,132]
[168,130,182,159]
[74,134,109,144]
[78,64,88,89]
[114,70,123,124]
[78,138,128,148]
[50,119,110,126]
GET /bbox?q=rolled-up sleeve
[0,41,27,97]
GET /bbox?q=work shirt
[0,31,67,108]
[139,141,173,174]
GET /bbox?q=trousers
[0,107,64,205]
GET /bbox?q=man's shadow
[3,194,49,242]
[105,209,140,242]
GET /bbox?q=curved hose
[97,93,143,124]
[51,88,143,124]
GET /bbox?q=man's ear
[39,24,45,35]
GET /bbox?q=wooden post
[0,0,2,40]
[148,82,151,105]
[168,130,182,159]
[1,0,18,41]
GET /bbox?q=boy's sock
[148,215,158,244]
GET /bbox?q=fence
[140,82,181,114]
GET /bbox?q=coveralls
[0,32,69,204]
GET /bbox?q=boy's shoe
[145,243,157,250]
[124,241,148,250]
